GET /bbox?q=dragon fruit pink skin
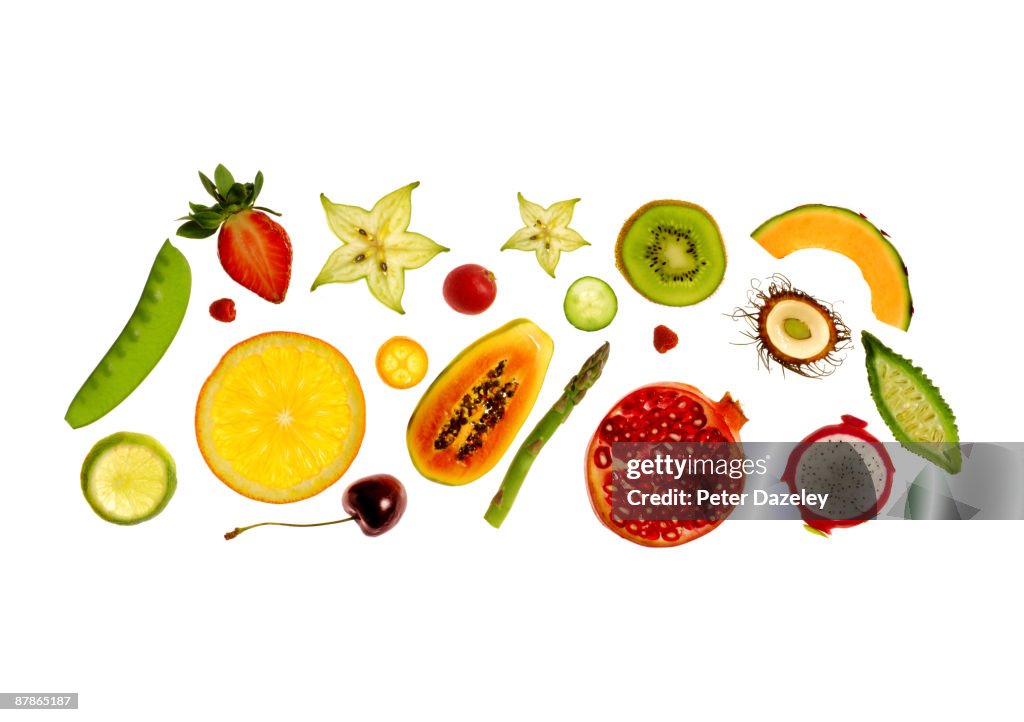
[782,415,895,536]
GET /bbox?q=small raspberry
[653,325,678,353]
[209,298,237,323]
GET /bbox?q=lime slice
[81,432,176,524]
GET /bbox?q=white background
[3,1,1023,719]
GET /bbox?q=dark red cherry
[224,474,408,540]
[342,474,407,536]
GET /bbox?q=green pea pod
[65,240,192,428]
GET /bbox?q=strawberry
[653,324,679,354]
[177,165,292,303]
[217,210,291,303]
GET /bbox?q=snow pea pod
[65,240,191,428]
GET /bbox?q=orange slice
[196,332,365,503]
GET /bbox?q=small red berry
[209,298,237,323]
[653,325,678,353]
[443,264,497,315]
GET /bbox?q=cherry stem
[224,516,355,541]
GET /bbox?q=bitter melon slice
[862,331,961,473]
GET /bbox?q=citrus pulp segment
[196,332,366,503]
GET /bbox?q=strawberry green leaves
[312,182,448,314]
[214,164,234,196]
[502,192,589,277]
[177,164,279,240]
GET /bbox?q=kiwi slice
[615,200,726,306]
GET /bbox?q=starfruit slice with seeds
[501,192,589,277]
[312,182,448,313]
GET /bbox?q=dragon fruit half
[782,415,895,536]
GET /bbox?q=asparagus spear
[484,342,610,528]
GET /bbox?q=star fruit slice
[501,192,589,277]
[312,182,448,313]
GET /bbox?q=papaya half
[407,319,553,485]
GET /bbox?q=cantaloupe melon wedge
[752,205,913,331]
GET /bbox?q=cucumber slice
[81,432,177,524]
[862,331,961,474]
[564,276,617,332]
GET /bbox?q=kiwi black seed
[615,200,727,306]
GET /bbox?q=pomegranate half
[585,382,747,547]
